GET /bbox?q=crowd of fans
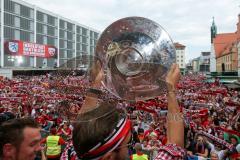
[0,72,239,160]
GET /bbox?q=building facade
[199,52,210,72]
[174,42,186,70]
[192,57,200,73]
[0,0,100,68]
[212,15,240,74]
[238,42,240,76]
[216,43,237,72]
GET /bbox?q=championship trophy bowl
[55,16,176,121]
[95,16,176,101]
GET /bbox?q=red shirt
[202,120,211,128]
[35,116,46,125]
[56,117,63,125]
[57,127,71,136]
[144,130,159,140]
[161,136,167,145]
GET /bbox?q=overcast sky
[24,0,240,62]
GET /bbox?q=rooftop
[174,42,186,49]
[213,33,238,58]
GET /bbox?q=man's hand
[165,64,180,91]
[165,64,183,147]
[90,60,104,87]
[80,60,104,114]
[187,151,193,156]
[92,68,104,87]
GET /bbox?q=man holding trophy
[68,17,186,160]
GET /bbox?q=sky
[24,0,240,62]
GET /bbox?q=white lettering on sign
[23,42,45,57]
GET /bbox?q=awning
[204,79,237,83]
[224,83,240,89]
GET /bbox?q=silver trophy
[95,17,176,101]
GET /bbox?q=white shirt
[208,142,226,160]
[31,108,36,118]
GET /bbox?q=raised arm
[165,64,184,148]
[79,60,104,114]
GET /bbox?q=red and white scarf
[197,130,234,150]
[78,117,131,160]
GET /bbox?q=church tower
[211,17,217,43]
[210,17,217,72]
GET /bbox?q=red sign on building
[4,40,57,58]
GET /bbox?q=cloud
[24,0,239,62]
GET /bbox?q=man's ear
[3,143,16,158]
[101,152,116,160]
